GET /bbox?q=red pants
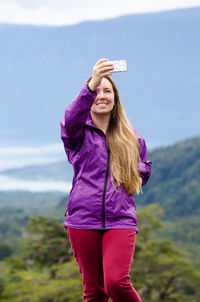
[66,228,142,302]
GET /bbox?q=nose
[97,91,105,99]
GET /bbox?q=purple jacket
[61,83,152,232]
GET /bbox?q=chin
[96,110,111,114]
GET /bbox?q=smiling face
[90,77,115,115]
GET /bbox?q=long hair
[87,76,142,195]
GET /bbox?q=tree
[0,260,83,302]
[131,204,200,302]
[7,216,73,269]
[1,206,200,302]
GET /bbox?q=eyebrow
[103,87,112,90]
[97,87,112,91]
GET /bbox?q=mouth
[96,103,109,106]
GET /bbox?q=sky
[0,0,200,26]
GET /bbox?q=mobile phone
[110,60,127,73]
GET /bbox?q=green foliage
[158,216,200,267]
[0,192,67,259]
[136,136,200,218]
[0,243,13,260]
[133,136,200,264]
[132,204,200,302]
[0,261,83,302]
[7,216,73,269]
[0,204,200,302]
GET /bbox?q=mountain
[0,8,200,148]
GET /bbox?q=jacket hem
[64,222,138,233]
[64,222,102,229]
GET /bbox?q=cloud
[0,142,63,155]
[0,143,66,171]
[0,0,200,26]
[0,0,93,10]
[0,175,71,192]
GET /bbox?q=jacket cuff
[86,82,96,93]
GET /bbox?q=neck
[90,111,111,134]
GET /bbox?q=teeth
[97,103,108,106]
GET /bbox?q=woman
[60,58,152,302]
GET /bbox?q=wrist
[88,79,97,92]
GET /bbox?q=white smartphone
[110,60,127,73]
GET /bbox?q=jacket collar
[85,111,96,128]
[85,111,106,136]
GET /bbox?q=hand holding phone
[109,60,127,73]
[89,59,127,91]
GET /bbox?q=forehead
[97,78,113,90]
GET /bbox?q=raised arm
[60,59,114,152]
[60,84,97,151]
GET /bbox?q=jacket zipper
[102,146,110,229]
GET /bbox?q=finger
[99,61,114,69]
[99,66,114,74]
[96,58,109,66]
[101,67,114,74]
[102,71,113,77]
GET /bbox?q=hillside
[135,136,200,218]
[134,135,200,263]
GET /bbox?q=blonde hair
[87,76,142,195]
